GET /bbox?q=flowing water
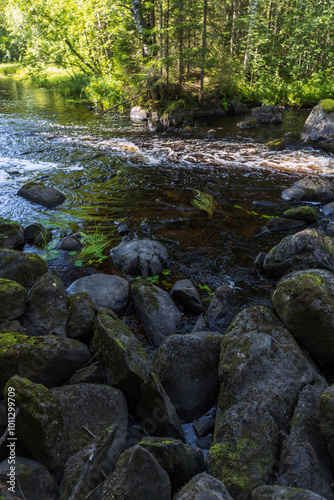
[1,75,334,333]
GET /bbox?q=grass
[0,63,21,76]
[71,225,113,267]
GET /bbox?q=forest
[0,0,333,109]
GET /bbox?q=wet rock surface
[17,182,66,208]
[111,238,168,278]
[300,99,334,152]
[282,176,334,204]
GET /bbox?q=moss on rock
[321,99,334,114]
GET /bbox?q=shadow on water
[1,75,334,334]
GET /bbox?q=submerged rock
[139,436,205,495]
[263,229,334,279]
[131,279,182,347]
[67,274,129,314]
[175,473,233,500]
[153,331,222,421]
[111,238,168,278]
[0,217,25,249]
[17,182,66,208]
[272,269,334,363]
[282,177,334,204]
[265,217,306,232]
[0,278,28,320]
[5,376,64,470]
[300,99,334,152]
[0,248,48,289]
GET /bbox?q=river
[1,75,334,333]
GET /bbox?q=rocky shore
[0,102,334,499]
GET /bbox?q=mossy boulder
[272,269,334,363]
[0,332,90,393]
[318,384,334,466]
[0,456,59,500]
[237,117,258,129]
[17,182,66,208]
[101,445,171,500]
[0,278,28,320]
[66,292,95,343]
[22,271,69,336]
[266,137,300,151]
[282,177,334,204]
[175,473,233,500]
[153,332,222,422]
[301,100,334,153]
[263,229,334,279]
[131,279,182,347]
[207,401,279,499]
[139,436,205,495]
[0,249,47,289]
[51,383,128,463]
[5,376,64,470]
[66,274,129,315]
[284,206,319,222]
[252,485,328,499]
[276,378,333,499]
[0,218,25,249]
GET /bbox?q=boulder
[67,274,129,314]
[69,364,105,385]
[0,249,48,289]
[282,177,334,204]
[0,456,59,500]
[101,445,171,500]
[205,285,235,331]
[170,279,204,313]
[0,319,25,334]
[251,105,282,124]
[153,332,222,421]
[66,292,95,343]
[139,436,205,494]
[252,485,328,500]
[51,383,128,463]
[131,279,182,347]
[111,238,168,278]
[22,271,69,336]
[275,378,333,499]
[5,376,64,469]
[272,269,334,363]
[318,384,334,465]
[266,137,301,151]
[17,182,66,208]
[23,223,52,246]
[237,117,258,129]
[323,202,334,216]
[0,217,25,249]
[0,332,91,393]
[130,106,151,122]
[193,417,215,438]
[263,229,334,279]
[283,206,318,222]
[207,305,321,498]
[175,473,234,500]
[59,235,82,251]
[300,99,334,152]
[0,278,28,320]
[230,101,249,114]
[265,217,306,232]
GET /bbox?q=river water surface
[1,75,334,332]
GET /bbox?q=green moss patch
[321,99,334,114]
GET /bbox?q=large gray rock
[175,473,234,500]
[252,485,328,500]
[5,376,64,470]
[318,384,334,466]
[131,279,182,347]
[51,383,128,463]
[251,105,282,124]
[111,238,168,278]
[67,274,129,314]
[275,378,333,499]
[139,436,205,495]
[0,332,91,393]
[0,456,59,500]
[22,271,69,336]
[0,278,28,320]
[130,106,151,122]
[0,217,25,249]
[17,182,66,208]
[282,177,334,204]
[66,292,95,343]
[272,269,334,363]
[0,248,48,289]
[101,445,171,500]
[153,332,222,422]
[300,99,334,152]
[263,229,334,279]
[171,279,204,313]
[207,305,321,499]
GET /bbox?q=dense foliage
[0,0,333,107]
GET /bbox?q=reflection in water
[1,75,334,325]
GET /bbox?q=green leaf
[75,260,83,267]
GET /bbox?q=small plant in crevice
[134,269,173,288]
[69,225,112,267]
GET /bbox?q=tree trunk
[243,0,258,72]
[200,0,208,91]
[131,0,151,56]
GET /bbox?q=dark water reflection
[1,75,334,329]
